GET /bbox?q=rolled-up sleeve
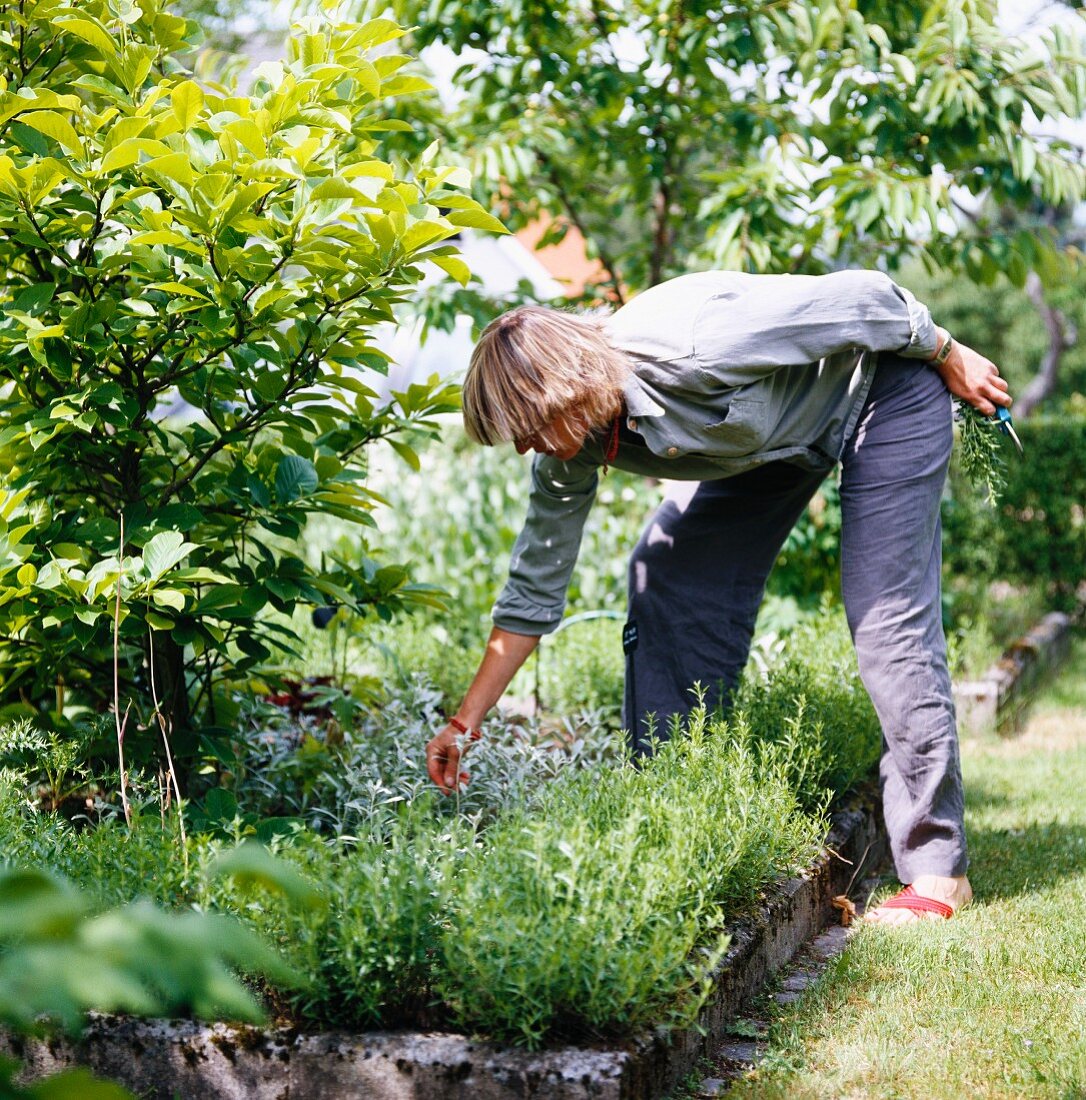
[491,453,599,636]
[694,270,939,381]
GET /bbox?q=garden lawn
[729,634,1086,1100]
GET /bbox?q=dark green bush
[943,417,1086,613]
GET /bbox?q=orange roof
[515,212,607,299]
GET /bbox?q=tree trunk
[152,632,191,736]
[1016,271,1077,419]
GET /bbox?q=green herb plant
[0,613,885,1047]
[438,705,825,1047]
[956,404,1007,507]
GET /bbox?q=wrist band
[448,716,481,741]
[931,330,954,367]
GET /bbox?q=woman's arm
[425,454,598,793]
[693,269,940,383]
[425,626,541,793]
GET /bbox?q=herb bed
[1,616,885,1093]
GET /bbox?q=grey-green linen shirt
[492,269,941,636]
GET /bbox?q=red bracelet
[448,716,481,741]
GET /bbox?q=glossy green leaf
[142,532,197,580]
[54,16,120,60]
[20,112,83,156]
[274,455,319,503]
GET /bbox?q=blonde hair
[462,305,630,447]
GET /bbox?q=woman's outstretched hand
[424,627,541,795]
[426,724,473,795]
[931,334,1012,417]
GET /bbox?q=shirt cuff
[491,611,559,637]
[492,587,564,636]
[896,291,940,360]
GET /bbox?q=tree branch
[535,150,626,305]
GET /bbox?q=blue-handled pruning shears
[993,405,1023,455]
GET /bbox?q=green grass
[730,635,1086,1099]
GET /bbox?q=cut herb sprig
[956,402,1007,508]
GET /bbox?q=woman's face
[514,408,590,461]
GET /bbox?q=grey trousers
[623,354,967,881]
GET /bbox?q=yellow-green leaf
[147,281,209,299]
[101,139,144,173]
[55,16,120,60]
[310,178,358,201]
[151,587,186,611]
[388,439,420,472]
[446,207,509,234]
[341,161,393,181]
[16,563,36,586]
[171,80,204,131]
[401,220,455,253]
[347,19,407,52]
[128,229,194,248]
[222,118,266,158]
[353,59,381,99]
[142,152,194,191]
[21,111,83,156]
[427,252,471,287]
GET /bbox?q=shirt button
[627,418,637,430]
[667,446,678,457]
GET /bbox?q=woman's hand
[424,627,541,795]
[931,333,1012,416]
[426,724,474,795]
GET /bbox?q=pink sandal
[873,883,955,919]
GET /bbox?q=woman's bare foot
[863,875,973,926]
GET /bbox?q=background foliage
[365,0,1086,300]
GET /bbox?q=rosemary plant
[956,404,1007,507]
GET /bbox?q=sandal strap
[878,884,955,919]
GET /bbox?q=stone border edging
[3,801,887,1100]
[953,611,1073,734]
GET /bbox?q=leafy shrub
[0,1,501,734]
[0,866,295,1033]
[0,826,311,1099]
